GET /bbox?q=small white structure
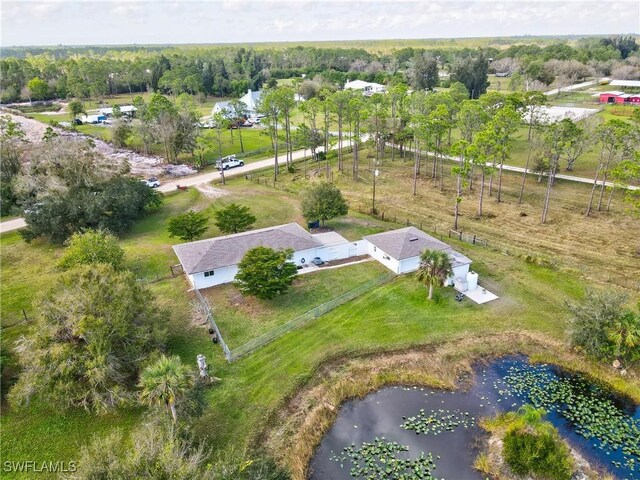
[610,80,640,88]
[344,80,386,96]
[523,105,598,124]
[363,227,472,285]
[212,89,262,116]
[99,105,138,117]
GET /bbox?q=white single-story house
[172,223,366,289]
[212,89,262,116]
[99,105,138,117]
[363,227,475,289]
[344,80,387,95]
[172,223,485,297]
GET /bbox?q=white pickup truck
[216,155,244,170]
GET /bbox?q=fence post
[22,308,28,323]
[473,235,476,245]
[459,231,462,240]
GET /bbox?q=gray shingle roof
[173,223,322,274]
[364,227,470,264]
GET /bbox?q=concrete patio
[458,285,499,304]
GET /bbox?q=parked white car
[143,177,160,188]
[216,155,244,170]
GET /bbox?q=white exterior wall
[352,240,369,256]
[290,247,318,266]
[316,243,351,262]
[448,263,471,286]
[366,241,400,273]
[191,265,238,289]
[398,256,421,274]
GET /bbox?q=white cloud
[1,0,637,46]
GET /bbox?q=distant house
[344,80,386,96]
[598,91,640,105]
[172,223,364,289]
[212,89,262,117]
[99,105,138,117]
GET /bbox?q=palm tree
[415,249,453,301]
[139,355,194,423]
[607,312,640,364]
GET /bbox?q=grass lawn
[1,175,639,478]
[208,261,389,348]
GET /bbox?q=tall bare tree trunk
[606,185,615,212]
[541,158,557,224]
[585,158,603,217]
[413,139,420,196]
[454,172,461,230]
[497,155,505,202]
[518,139,534,204]
[273,122,279,181]
[478,170,485,216]
[597,155,613,211]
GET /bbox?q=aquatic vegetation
[330,437,437,479]
[502,364,640,473]
[483,405,575,480]
[401,408,475,435]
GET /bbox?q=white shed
[363,227,473,285]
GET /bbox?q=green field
[209,261,389,348]
[1,170,639,477]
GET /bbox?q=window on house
[373,246,377,252]
[204,270,215,277]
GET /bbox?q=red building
[599,91,640,105]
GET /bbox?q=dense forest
[1,36,638,103]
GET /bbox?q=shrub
[234,247,298,300]
[9,264,166,413]
[494,405,574,480]
[503,428,573,480]
[58,229,125,270]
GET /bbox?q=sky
[1,0,639,47]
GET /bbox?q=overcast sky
[2,0,639,47]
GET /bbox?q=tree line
[2,35,637,103]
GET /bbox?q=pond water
[308,356,640,480]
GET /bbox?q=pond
[308,356,640,480]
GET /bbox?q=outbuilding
[598,91,640,105]
[363,227,473,286]
[99,105,138,117]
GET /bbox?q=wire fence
[448,229,489,247]
[193,288,232,361]
[228,271,396,361]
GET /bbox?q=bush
[492,405,574,480]
[567,289,640,365]
[58,229,125,270]
[301,182,348,226]
[22,176,163,244]
[234,247,298,300]
[503,428,573,480]
[9,264,166,413]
